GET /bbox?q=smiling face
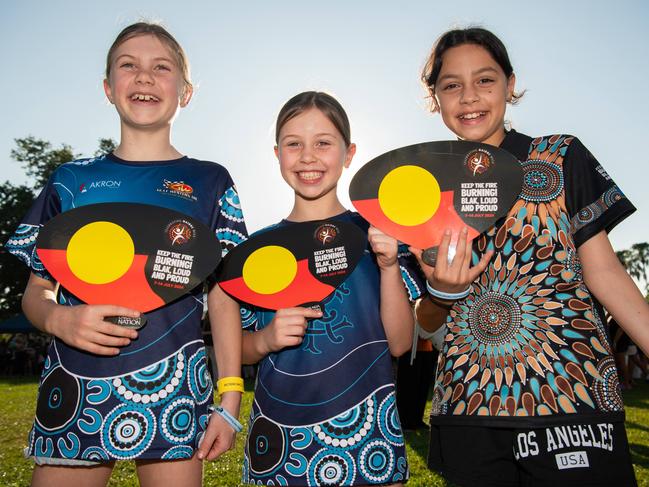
[275,108,356,205]
[103,34,192,132]
[434,43,515,147]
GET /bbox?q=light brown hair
[275,91,351,147]
[105,22,192,98]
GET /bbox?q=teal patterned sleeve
[5,173,65,280]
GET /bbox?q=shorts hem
[30,456,105,466]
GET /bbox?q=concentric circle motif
[187,348,213,404]
[575,205,602,229]
[112,352,184,406]
[603,186,624,207]
[161,445,194,459]
[377,394,403,446]
[520,160,563,202]
[81,446,110,462]
[101,405,155,459]
[240,306,257,328]
[160,397,196,444]
[247,416,287,475]
[359,440,395,484]
[313,398,374,448]
[307,448,355,486]
[35,366,82,433]
[468,292,522,346]
[592,356,623,412]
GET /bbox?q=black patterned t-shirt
[430,130,636,427]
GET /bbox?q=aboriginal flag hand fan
[36,203,222,329]
[349,140,523,265]
[218,219,365,311]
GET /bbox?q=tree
[0,183,35,320]
[95,138,117,157]
[616,242,649,295]
[0,136,117,320]
[11,136,78,189]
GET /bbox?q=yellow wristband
[217,376,244,396]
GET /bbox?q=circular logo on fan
[464,148,494,176]
[166,220,195,246]
[314,224,339,245]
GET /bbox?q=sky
[1,0,648,251]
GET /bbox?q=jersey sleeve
[563,137,636,248]
[212,170,248,258]
[397,244,425,301]
[5,179,62,281]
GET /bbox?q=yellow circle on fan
[67,221,135,284]
[378,165,441,226]
[243,246,297,295]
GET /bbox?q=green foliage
[0,183,34,320]
[617,242,649,294]
[95,138,118,157]
[10,136,77,190]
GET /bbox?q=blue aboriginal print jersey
[430,131,636,428]
[241,211,423,486]
[6,153,247,461]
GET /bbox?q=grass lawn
[2,377,649,486]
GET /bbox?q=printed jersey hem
[429,410,625,428]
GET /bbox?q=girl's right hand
[410,227,492,295]
[260,307,323,353]
[50,304,140,356]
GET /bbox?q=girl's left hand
[197,394,240,461]
[368,226,398,270]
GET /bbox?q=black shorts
[428,421,636,487]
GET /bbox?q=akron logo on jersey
[79,180,123,193]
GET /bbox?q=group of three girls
[7,20,648,487]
